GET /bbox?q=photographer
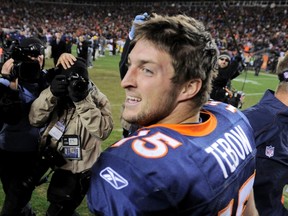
[28,57,113,216]
[0,37,48,216]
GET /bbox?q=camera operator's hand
[129,12,149,40]
[235,53,242,62]
[68,82,89,102]
[1,58,18,90]
[1,58,14,76]
[50,74,68,97]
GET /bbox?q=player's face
[121,39,179,126]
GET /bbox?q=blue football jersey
[87,101,256,216]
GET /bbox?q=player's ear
[178,79,202,102]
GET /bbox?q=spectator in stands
[243,52,288,216]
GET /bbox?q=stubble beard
[123,87,178,126]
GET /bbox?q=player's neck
[275,90,288,107]
[180,113,201,124]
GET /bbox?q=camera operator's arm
[73,82,113,140]
[0,82,22,124]
[228,53,245,80]
[230,53,245,80]
[0,58,22,124]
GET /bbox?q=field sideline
[0,53,279,214]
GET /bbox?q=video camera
[0,40,44,82]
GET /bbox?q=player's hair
[276,53,288,76]
[276,52,288,92]
[132,13,218,106]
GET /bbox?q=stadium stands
[1,0,287,72]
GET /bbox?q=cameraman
[210,51,244,104]
[29,56,113,216]
[0,37,48,216]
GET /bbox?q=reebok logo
[100,167,128,190]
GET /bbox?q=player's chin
[124,102,140,112]
[122,110,138,123]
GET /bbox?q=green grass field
[0,52,279,215]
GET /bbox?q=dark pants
[0,150,38,216]
[46,169,91,216]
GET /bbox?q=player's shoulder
[204,100,246,120]
[110,126,179,149]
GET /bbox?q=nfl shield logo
[265,145,274,158]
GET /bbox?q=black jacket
[210,58,241,101]
[119,37,133,80]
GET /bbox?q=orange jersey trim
[146,110,217,137]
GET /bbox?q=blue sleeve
[242,106,277,147]
[0,83,22,124]
[0,78,11,87]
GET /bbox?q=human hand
[235,54,242,62]
[1,58,18,89]
[50,74,68,97]
[1,58,14,76]
[56,53,76,69]
[129,12,149,40]
[235,52,245,63]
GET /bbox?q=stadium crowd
[1,0,287,64]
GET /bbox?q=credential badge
[265,145,274,158]
[100,167,128,190]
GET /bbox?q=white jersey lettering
[205,125,252,178]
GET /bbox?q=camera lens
[70,79,88,92]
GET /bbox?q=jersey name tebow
[112,123,253,179]
[205,124,253,179]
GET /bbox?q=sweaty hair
[132,13,218,106]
